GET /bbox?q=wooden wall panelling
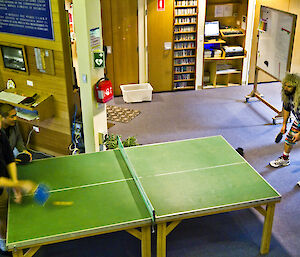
[111,0,139,96]
[0,0,74,155]
[148,0,173,92]
[0,66,3,88]
[20,123,71,156]
[59,3,76,123]
[0,46,73,135]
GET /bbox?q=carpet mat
[107,105,141,123]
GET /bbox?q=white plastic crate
[120,83,153,103]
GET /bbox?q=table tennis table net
[117,137,155,223]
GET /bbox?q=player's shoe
[269,156,290,168]
[0,239,7,252]
[0,239,12,256]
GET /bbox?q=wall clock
[6,79,16,89]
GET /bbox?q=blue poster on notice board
[0,0,54,40]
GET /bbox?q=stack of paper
[0,91,26,104]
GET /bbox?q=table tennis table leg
[12,249,23,257]
[127,226,151,257]
[260,203,276,254]
[157,223,167,257]
[12,246,41,257]
[141,226,151,257]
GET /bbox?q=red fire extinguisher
[94,77,113,103]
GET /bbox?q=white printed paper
[224,4,233,17]
[215,5,224,17]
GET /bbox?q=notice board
[256,6,297,81]
[0,0,54,40]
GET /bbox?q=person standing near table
[269,73,300,168]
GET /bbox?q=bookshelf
[203,0,248,88]
[173,0,198,90]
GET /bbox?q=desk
[0,89,53,122]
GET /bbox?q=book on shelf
[204,49,222,58]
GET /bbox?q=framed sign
[89,27,101,49]
[93,50,105,68]
[0,0,54,40]
[0,43,29,74]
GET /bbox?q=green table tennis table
[6,136,281,257]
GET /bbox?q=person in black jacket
[0,113,35,254]
[0,104,32,163]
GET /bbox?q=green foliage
[122,136,138,147]
[104,134,119,150]
[104,134,139,150]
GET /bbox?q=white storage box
[120,83,153,103]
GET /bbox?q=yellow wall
[249,0,300,83]
[0,1,74,155]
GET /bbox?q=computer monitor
[0,45,27,72]
[204,21,220,37]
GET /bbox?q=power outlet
[33,126,40,133]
